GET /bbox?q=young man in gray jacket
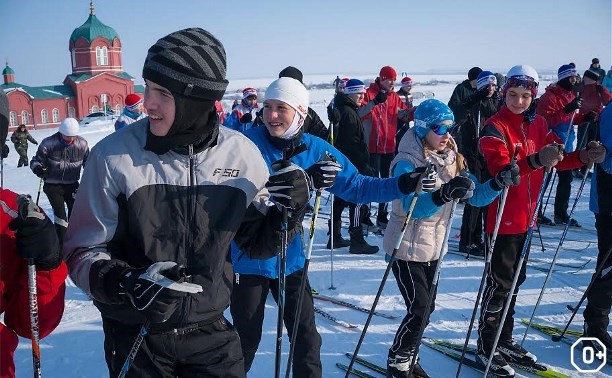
[63,28,310,377]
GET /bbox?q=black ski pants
[102,317,244,377]
[230,269,322,378]
[460,155,488,248]
[390,259,437,357]
[584,213,612,330]
[478,233,530,354]
[43,182,78,244]
[369,153,394,217]
[332,196,361,229]
[554,170,573,218]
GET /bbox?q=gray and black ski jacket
[63,121,288,329]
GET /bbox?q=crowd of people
[1,26,611,378]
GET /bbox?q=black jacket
[30,132,89,184]
[334,93,373,175]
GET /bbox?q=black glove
[305,154,342,190]
[398,166,434,194]
[119,261,203,323]
[1,144,8,158]
[491,163,520,191]
[373,91,388,105]
[564,96,583,113]
[432,175,475,205]
[583,111,599,123]
[33,165,48,178]
[8,195,61,270]
[464,87,489,107]
[327,107,341,125]
[240,113,253,124]
[266,160,312,213]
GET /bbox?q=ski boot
[326,219,350,249]
[554,213,581,228]
[583,323,612,352]
[537,213,555,226]
[349,226,378,254]
[386,352,430,378]
[497,339,537,366]
[475,350,515,377]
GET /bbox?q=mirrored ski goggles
[505,76,538,92]
[430,122,456,135]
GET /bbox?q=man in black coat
[450,69,500,256]
[330,79,379,254]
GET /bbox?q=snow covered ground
[3,76,609,377]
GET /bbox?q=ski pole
[118,321,150,378]
[539,171,556,221]
[456,147,518,378]
[521,163,592,346]
[329,191,336,290]
[345,163,432,378]
[553,239,612,342]
[483,167,553,377]
[285,190,322,378]
[10,196,43,377]
[28,259,41,378]
[274,150,291,378]
[408,200,458,376]
[35,177,43,206]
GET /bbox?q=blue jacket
[590,105,612,214]
[231,127,405,278]
[392,161,501,218]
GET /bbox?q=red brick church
[1,1,143,131]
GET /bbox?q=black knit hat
[143,28,228,101]
[583,69,600,82]
[468,67,483,81]
[592,58,600,64]
[279,66,304,84]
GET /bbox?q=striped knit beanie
[557,64,577,81]
[143,28,228,101]
[476,71,497,90]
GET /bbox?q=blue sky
[1,0,610,86]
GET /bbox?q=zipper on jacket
[61,148,68,182]
[519,122,533,226]
[179,144,196,326]
[235,273,240,285]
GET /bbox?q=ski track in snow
[4,75,610,377]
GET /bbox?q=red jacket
[362,81,407,154]
[479,105,584,234]
[536,84,586,128]
[580,83,612,115]
[0,189,67,378]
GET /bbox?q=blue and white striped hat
[344,79,366,95]
[558,64,577,81]
[476,71,497,90]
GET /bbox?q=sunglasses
[505,76,538,91]
[430,122,456,135]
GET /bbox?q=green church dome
[70,4,119,44]
[2,64,14,75]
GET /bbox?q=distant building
[1,1,143,131]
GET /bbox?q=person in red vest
[0,90,68,378]
[360,65,411,228]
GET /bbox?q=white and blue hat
[413,99,455,139]
[476,71,497,90]
[344,79,366,95]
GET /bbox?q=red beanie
[400,77,413,87]
[242,87,258,100]
[125,94,142,110]
[379,66,397,81]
